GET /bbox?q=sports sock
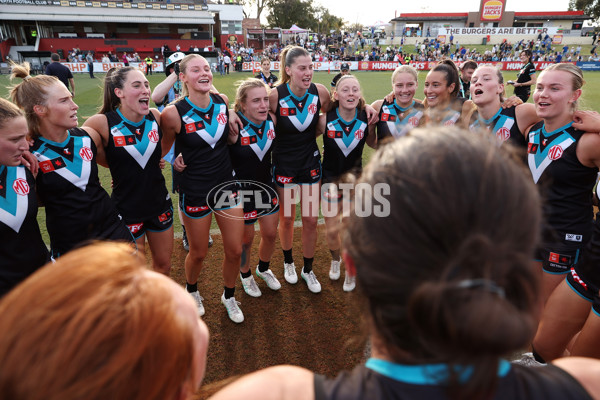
[240,270,251,278]
[283,248,293,264]
[258,259,270,273]
[186,282,197,293]
[224,286,235,299]
[303,257,314,273]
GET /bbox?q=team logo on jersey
[12,178,29,196]
[111,119,160,169]
[496,127,511,142]
[63,148,71,155]
[35,135,93,191]
[239,121,274,161]
[148,129,159,143]
[279,94,319,132]
[548,145,563,160]
[327,120,367,157]
[408,116,420,127]
[216,112,227,125]
[182,103,227,149]
[79,147,93,162]
[528,126,575,184]
[0,166,29,233]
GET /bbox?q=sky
[311,0,573,27]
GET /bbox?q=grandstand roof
[392,13,468,22]
[0,3,215,24]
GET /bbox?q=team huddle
[3,43,600,399]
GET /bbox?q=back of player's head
[343,126,540,399]
[0,242,202,400]
[51,53,60,61]
[9,62,60,138]
[0,97,23,129]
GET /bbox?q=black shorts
[123,198,174,239]
[180,181,241,219]
[241,183,279,225]
[50,212,133,259]
[272,159,321,187]
[535,243,583,274]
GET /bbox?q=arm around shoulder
[209,365,315,400]
[316,83,331,112]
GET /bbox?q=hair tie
[23,75,31,81]
[454,279,505,298]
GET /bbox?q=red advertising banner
[480,0,505,21]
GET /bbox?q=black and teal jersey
[273,83,321,169]
[322,108,369,182]
[377,99,424,141]
[174,93,234,198]
[105,109,169,220]
[0,165,49,296]
[229,111,275,185]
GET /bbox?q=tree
[569,0,600,22]
[242,0,268,21]
[266,0,317,29]
[313,6,344,34]
[345,22,364,35]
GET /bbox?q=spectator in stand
[45,53,75,97]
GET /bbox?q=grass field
[2,69,600,242]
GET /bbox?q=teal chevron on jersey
[181,96,227,148]
[0,166,28,232]
[278,83,320,132]
[110,108,160,169]
[528,122,576,184]
[326,109,367,157]
[34,134,92,191]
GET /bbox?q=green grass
[3,69,600,243]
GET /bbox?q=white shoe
[343,274,356,292]
[301,269,321,293]
[284,262,298,284]
[256,268,281,290]
[221,293,244,323]
[189,290,205,316]
[512,352,546,367]
[329,258,341,280]
[241,274,262,297]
